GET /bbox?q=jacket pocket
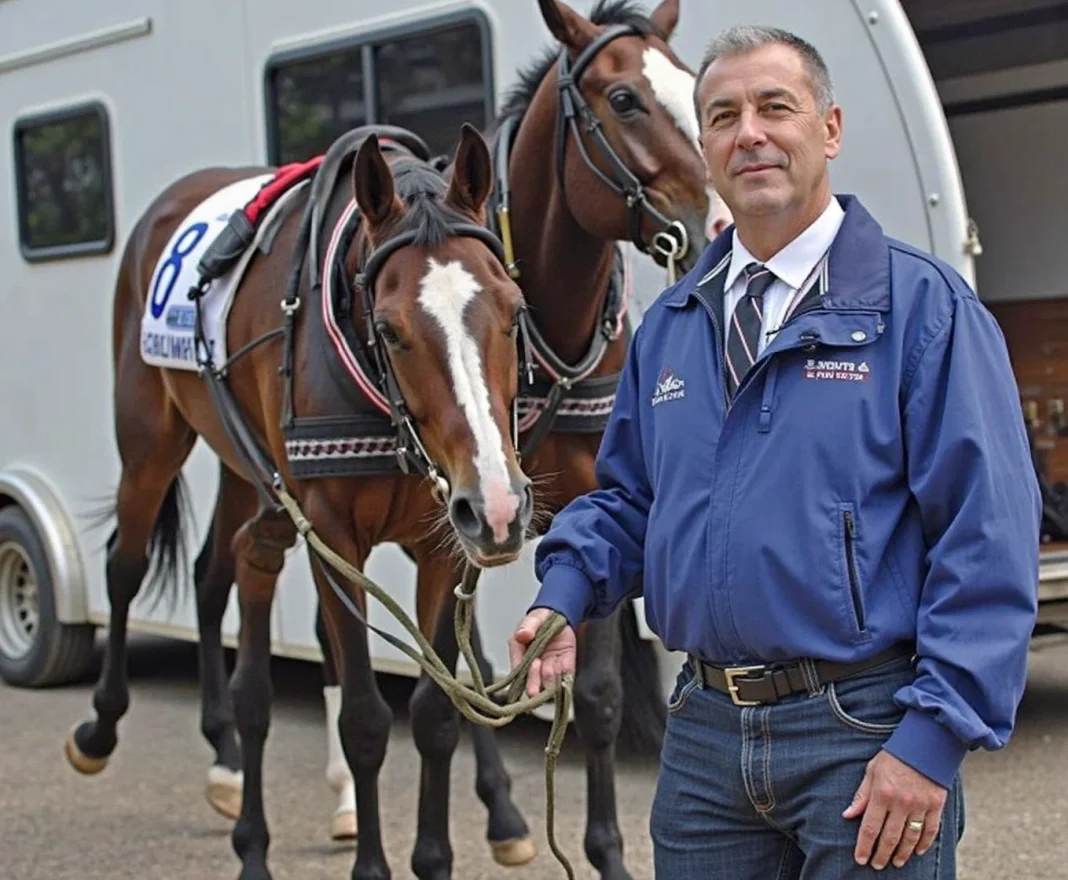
[840,505,867,634]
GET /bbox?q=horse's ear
[353,134,402,234]
[649,0,680,38]
[445,123,493,223]
[537,0,598,52]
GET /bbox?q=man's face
[696,43,841,218]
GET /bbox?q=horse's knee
[409,676,460,758]
[338,693,392,771]
[232,511,296,576]
[573,665,624,749]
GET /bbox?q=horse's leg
[316,599,357,840]
[573,612,630,880]
[409,557,535,879]
[408,555,462,879]
[465,615,536,867]
[199,463,257,821]
[228,503,296,880]
[306,513,391,880]
[65,384,195,774]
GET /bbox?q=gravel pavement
[2,633,1067,879]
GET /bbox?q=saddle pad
[140,173,276,371]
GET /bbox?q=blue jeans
[649,655,965,878]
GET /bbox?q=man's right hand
[508,608,577,697]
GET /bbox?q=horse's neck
[506,92,617,367]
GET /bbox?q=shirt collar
[724,195,846,292]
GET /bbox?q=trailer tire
[0,506,95,687]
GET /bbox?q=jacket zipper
[843,509,865,631]
[693,293,731,409]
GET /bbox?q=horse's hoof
[206,765,243,820]
[64,724,108,775]
[491,836,537,867]
[330,808,357,841]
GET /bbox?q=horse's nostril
[521,483,534,519]
[449,495,482,538]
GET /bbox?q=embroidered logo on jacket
[803,359,871,382]
[652,367,686,406]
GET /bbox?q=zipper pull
[844,509,856,537]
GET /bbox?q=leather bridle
[350,157,536,499]
[553,23,691,272]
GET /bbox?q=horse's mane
[386,156,471,248]
[494,0,665,127]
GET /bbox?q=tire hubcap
[0,540,40,660]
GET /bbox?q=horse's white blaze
[642,47,701,153]
[419,257,518,543]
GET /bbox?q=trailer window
[374,23,487,157]
[267,48,368,166]
[265,12,493,165]
[13,102,114,261]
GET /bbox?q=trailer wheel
[0,506,95,687]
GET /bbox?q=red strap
[245,154,325,224]
[244,137,410,225]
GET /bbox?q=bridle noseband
[351,160,536,501]
[554,23,690,277]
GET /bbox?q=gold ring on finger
[906,819,925,833]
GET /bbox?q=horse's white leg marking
[419,257,518,543]
[642,47,701,153]
[323,685,356,838]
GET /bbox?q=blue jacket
[532,195,1041,789]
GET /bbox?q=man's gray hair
[694,25,836,116]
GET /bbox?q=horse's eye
[609,89,640,117]
[375,321,400,347]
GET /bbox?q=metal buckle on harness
[723,665,766,707]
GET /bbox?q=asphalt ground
[2,632,1067,879]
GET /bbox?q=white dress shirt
[723,196,845,355]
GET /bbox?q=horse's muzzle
[449,477,534,564]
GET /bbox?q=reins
[272,479,578,877]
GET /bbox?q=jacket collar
[664,194,890,312]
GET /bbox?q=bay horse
[318,1,725,877]
[63,123,536,880]
[77,1,725,877]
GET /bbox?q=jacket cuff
[530,564,595,630]
[882,709,968,790]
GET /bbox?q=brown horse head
[536,0,716,270]
[351,126,533,566]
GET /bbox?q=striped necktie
[725,262,776,398]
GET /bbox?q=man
[509,24,1041,879]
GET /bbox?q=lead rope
[271,481,576,879]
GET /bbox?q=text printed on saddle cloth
[419,258,519,543]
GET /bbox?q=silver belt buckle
[723,665,765,707]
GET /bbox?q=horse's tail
[616,601,667,756]
[139,473,193,616]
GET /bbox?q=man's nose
[735,109,767,149]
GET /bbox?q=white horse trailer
[1,0,1067,697]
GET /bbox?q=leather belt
[691,643,915,707]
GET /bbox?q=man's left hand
[842,749,948,870]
